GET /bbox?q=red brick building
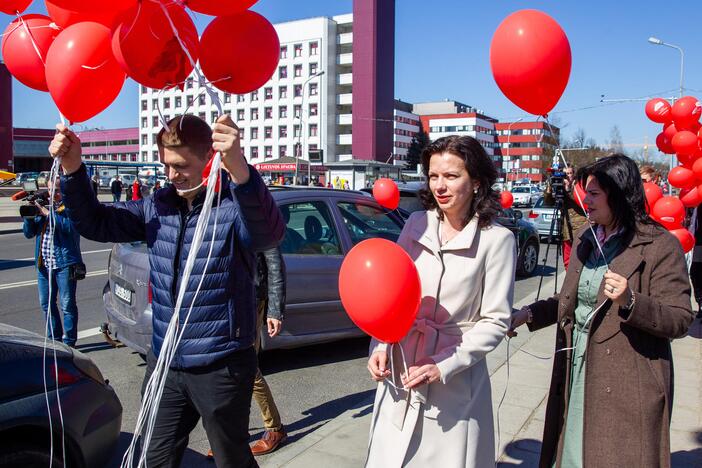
[495,121,560,183]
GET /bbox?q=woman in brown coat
[512,154,694,468]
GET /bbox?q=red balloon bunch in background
[0,0,280,122]
[644,95,702,252]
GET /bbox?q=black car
[363,184,540,277]
[0,324,122,467]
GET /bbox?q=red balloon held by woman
[490,9,571,116]
[45,22,126,123]
[499,191,514,209]
[668,166,696,189]
[0,0,32,14]
[372,178,400,210]
[671,96,702,129]
[645,98,672,124]
[573,182,588,210]
[199,11,280,94]
[112,0,199,90]
[338,238,421,343]
[651,196,685,230]
[655,132,674,154]
[669,228,695,253]
[184,0,257,16]
[679,186,702,208]
[643,182,663,212]
[671,130,698,156]
[45,0,137,29]
[1,14,59,91]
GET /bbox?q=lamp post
[648,36,684,98]
[505,118,523,187]
[295,70,325,185]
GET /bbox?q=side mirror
[513,210,523,220]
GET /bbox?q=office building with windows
[495,121,560,183]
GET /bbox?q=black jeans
[141,347,259,468]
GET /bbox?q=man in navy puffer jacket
[49,114,284,468]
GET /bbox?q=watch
[623,289,636,311]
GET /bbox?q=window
[309,83,318,96]
[186,77,193,89]
[251,147,259,159]
[251,90,258,101]
[152,98,158,108]
[279,126,288,138]
[309,63,318,76]
[293,125,301,137]
[309,124,318,137]
[141,135,148,145]
[265,87,273,100]
[294,84,302,97]
[294,64,302,78]
[186,95,194,106]
[224,93,231,103]
[152,150,158,160]
[141,85,147,94]
[337,202,403,245]
[279,106,288,118]
[294,143,301,157]
[211,111,218,123]
[141,151,147,160]
[265,145,272,158]
[251,127,259,140]
[237,94,245,103]
[141,117,148,128]
[280,45,287,59]
[278,202,341,255]
[250,108,259,120]
[264,126,272,139]
[279,86,287,99]
[294,43,302,57]
[309,103,318,116]
[239,127,245,140]
[264,107,273,119]
[237,109,245,121]
[279,146,287,157]
[131,154,137,162]
[164,114,170,123]
[152,116,159,126]
[175,96,182,107]
[141,100,147,111]
[294,105,302,118]
[309,41,318,56]
[278,66,287,79]
[163,97,170,109]
[198,94,206,105]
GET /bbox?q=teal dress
[558,232,624,468]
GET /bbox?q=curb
[0,228,23,235]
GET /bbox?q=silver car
[529,197,562,239]
[102,188,405,355]
[511,185,541,208]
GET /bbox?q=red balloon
[45,0,136,29]
[1,14,59,91]
[645,98,672,124]
[184,0,257,16]
[679,187,702,208]
[46,22,126,123]
[678,151,695,169]
[672,96,702,129]
[663,121,678,141]
[112,0,198,90]
[656,132,674,154]
[500,191,514,209]
[0,0,32,14]
[490,9,571,116]
[643,182,663,212]
[652,196,686,230]
[573,182,588,210]
[692,157,702,182]
[372,178,400,210]
[199,11,280,94]
[338,239,421,343]
[668,166,696,189]
[672,130,699,156]
[670,228,694,253]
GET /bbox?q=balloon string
[385,342,411,391]
[118,0,143,43]
[16,13,48,66]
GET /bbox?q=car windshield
[534,197,546,208]
[512,187,530,193]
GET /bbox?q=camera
[547,166,566,201]
[12,180,50,218]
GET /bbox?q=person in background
[639,165,661,186]
[511,154,693,467]
[688,206,702,319]
[91,174,99,195]
[23,175,83,348]
[110,175,123,202]
[152,180,162,193]
[132,178,143,201]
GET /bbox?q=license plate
[543,214,552,220]
[114,283,133,304]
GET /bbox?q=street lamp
[648,36,684,98]
[295,70,325,185]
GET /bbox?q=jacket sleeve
[622,233,694,339]
[230,166,285,251]
[526,296,560,332]
[60,164,147,243]
[23,216,43,239]
[433,228,516,384]
[262,247,286,321]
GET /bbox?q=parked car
[510,185,541,207]
[529,196,563,240]
[37,171,51,186]
[15,172,39,185]
[362,185,540,277]
[102,188,405,355]
[0,323,122,467]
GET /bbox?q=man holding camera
[543,166,587,269]
[22,175,83,347]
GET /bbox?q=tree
[607,125,624,153]
[406,127,429,171]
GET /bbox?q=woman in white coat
[366,135,516,468]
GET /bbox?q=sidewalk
[262,289,702,467]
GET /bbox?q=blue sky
[3,0,702,154]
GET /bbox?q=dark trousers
[142,347,259,468]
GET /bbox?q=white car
[511,185,541,207]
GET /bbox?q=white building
[393,99,420,165]
[138,14,355,177]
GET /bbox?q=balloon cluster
[0,0,279,122]
[645,96,702,252]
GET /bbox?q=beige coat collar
[409,209,480,253]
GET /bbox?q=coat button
[565,294,570,299]
[606,311,610,316]
[652,321,657,328]
[606,348,611,355]
[606,386,611,393]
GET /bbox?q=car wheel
[517,239,539,277]
[0,444,63,467]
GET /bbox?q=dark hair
[576,153,656,233]
[418,135,501,229]
[157,114,213,159]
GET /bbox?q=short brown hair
[639,165,656,176]
[157,114,213,158]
